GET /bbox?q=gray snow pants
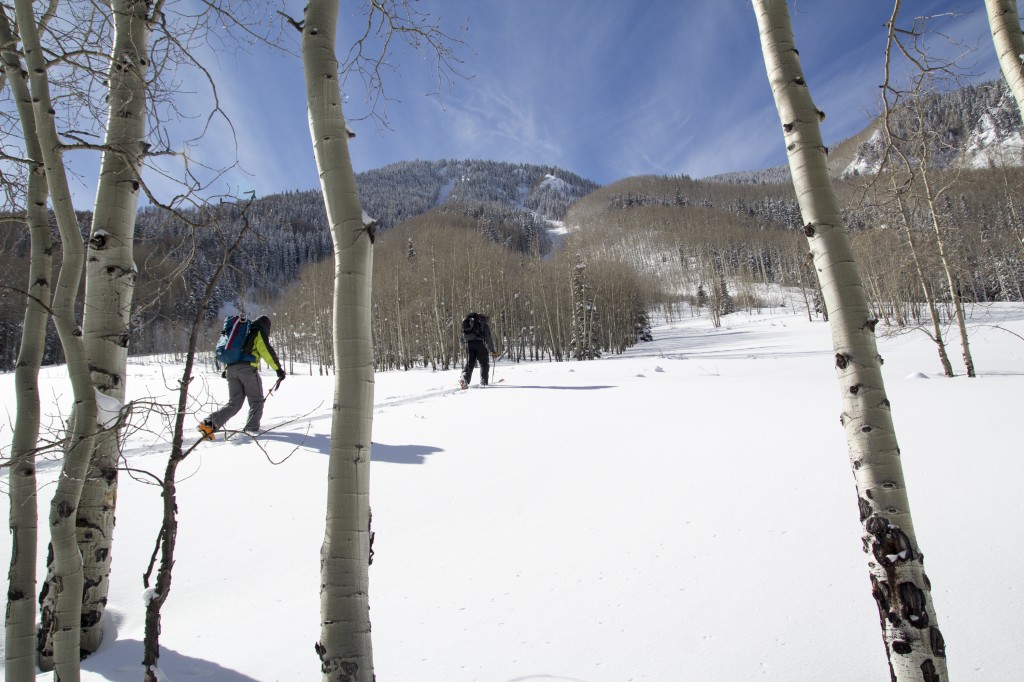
[208,363,265,431]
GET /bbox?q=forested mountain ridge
[841,79,1024,177]
[253,159,599,238]
[2,80,1023,369]
[703,79,1024,185]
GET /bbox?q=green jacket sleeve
[251,331,282,371]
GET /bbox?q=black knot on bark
[899,581,929,628]
[870,574,891,616]
[783,122,794,133]
[57,500,75,519]
[835,353,852,370]
[849,383,861,394]
[870,519,916,567]
[921,659,940,682]
[857,496,871,521]
[930,626,945,657]
[892,640,913,655]
[81,609,102,627]
[793,76,806,86]
[89,233,107,249]
[803,223,816,237]
[865,515,890,536]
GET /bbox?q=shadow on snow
[84,639,261,682]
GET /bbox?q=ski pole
[267,376,284,397]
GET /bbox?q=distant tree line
[0,160,597,370]
[266,208,657,373]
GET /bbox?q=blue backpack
[215,315,253,365]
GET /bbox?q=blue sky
[118,2,1012,203]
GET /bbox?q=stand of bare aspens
[262,126,1024,380]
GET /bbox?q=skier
[459,311,496,389]
[199,315,285,439]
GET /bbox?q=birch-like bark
[985,0,1024,125]
[752,2,947,680]
[74,0,156,655]
[890,190,955,377]
[14,0,101,677]
[878,3,953,377]
[302,2,376,679]
[1,8,51,678]
[919,168,975,377]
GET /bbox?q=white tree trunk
[752,2,947,680]
[302,2,376,679]
[14,0,100,678]
[985,0,1024,124]
[919,170,976,377]
[75,0,153,654]
[1,9,50,677]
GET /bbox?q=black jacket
[463,313,495,352]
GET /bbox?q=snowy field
[2,302,1022,681]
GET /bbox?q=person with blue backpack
[199,314,285,440]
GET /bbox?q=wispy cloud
[191,0,1014,193]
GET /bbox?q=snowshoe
[197,420,216,441]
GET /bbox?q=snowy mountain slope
[3,300,1022,681]
[841,81,1024,178]
[704,79,1024,183]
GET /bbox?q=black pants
[462,340,490,385]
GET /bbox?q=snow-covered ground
[2,302,1022,681]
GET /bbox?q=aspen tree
[73,0,158,655]
[13,0,101,676]
[985,0,1024,125]
[752,1,947,680]
[881,5,977,377]
[301,2,376,677]
[0,9,50,677]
